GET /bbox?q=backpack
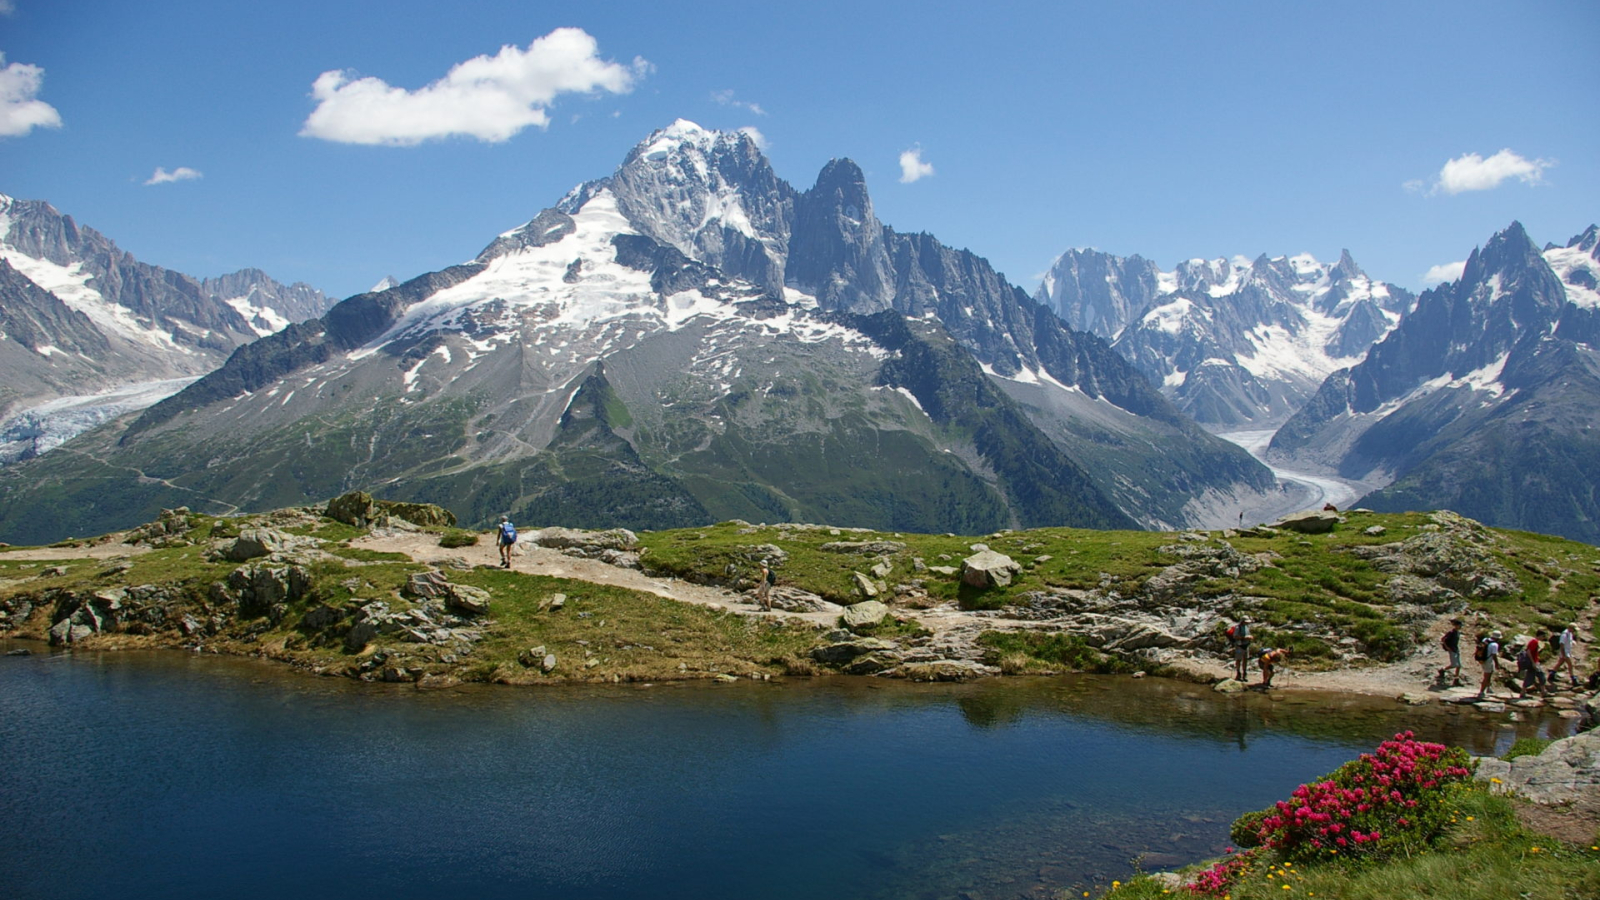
[499,521,517,543]
[765,567,777,586]
[1473,640,1488,663]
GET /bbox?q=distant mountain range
[1270,222,1600,543]
[6,127,1592,547]
[0,121,1274,544]
[0,193,331,462]
[1035,248,1413,428]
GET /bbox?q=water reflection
[0,641,1573,900]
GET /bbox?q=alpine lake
[1,638,1575,900]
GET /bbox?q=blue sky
[2,0,1596,300]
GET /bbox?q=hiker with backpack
[1473,630,1501,700]
[1437,618,1464,686]
[497,515,517,568]
[1228,616,1253,681]
[1516,638,1548,699]
[1554,624,1579,688]
[755,562,775,611]
[1258,647,1290,688]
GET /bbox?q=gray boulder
[221,528,318,562]
[300,604,344,631]
[891,659,996,682]
[225,561,313,615]
[326,490,377,526]
[851,572,879,599]
[767,587,844,614]
[1273,511,1340,534]
[960,550,1021,588]
[842,600,889,629]
[404,569,452,600]
[445,584,492,616]
[344,620,378,651]
[811,637,899,666]
[533,527,639,553]
[819,540,906,555]
[1474,730,1600,806]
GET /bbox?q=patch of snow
[358,189,658,355]
[1140,296,1204,335]
[1544,244,1600,309]
[0,246,190,352]
[223,292,292,337]
[892,386,926,414]
[1458,351,1510,396]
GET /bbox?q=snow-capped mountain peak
[556,121,786,288]
[1036,245,1413,427]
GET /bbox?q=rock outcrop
[532,526,641,567]
[1474,730,1600,806]
[1273,510,1340,534]
[326,491,456,529]
[841,600,889,630]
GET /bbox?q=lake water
[0,641,1573,900]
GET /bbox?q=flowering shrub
[1188,732,1475,894]
[1187,847,1256,894]
[1259,731,1474,862]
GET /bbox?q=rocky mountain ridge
[1271,221,1600,544]
[1035,246,1414,428]
[0,192,333,461]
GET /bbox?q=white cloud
[737,126,767,150]
[1421,149,1553,196]
[711,89,765,116]
[145,166,202,186]
[0,53,63,138]
[898,146,934,184]
[1421,260,1466,285]
[0,2,15,15]
[300,28,647,146]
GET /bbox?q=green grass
[1502,737,1554,761]
[1105,787,1600,900]
[975,630,1136,674]
[636,510,1600,667]
[446,568,826,681]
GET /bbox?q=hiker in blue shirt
[497,515,517,568]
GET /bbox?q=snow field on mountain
[362,190,656,355]
[0,243,190,354]
[1236,306,1365,382]
[1543,243,1600,309]
[222,291,293,337]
